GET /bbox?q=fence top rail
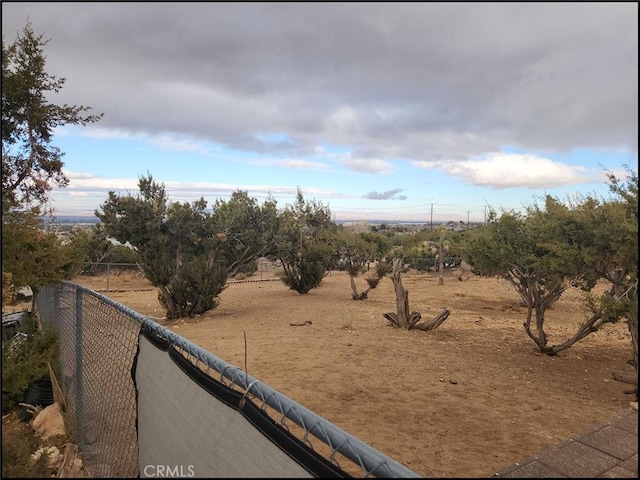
[58,281,420,478]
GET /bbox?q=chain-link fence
[36,283,141,477]
[80,262,143,276]
[36,282,420,478]
[405,256,463,272]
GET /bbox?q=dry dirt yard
[70,267,635,478]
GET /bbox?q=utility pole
[467,211,470,228]
[430,204,433,231]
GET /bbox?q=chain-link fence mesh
[36,282,419,478]
[405,256,463,271]
[36,283,141,477]
[80,262,144,276]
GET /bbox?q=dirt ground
[65,266,635,478]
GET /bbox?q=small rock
[31,446,62,467]
[449,379,458,385]
[32,403,66,440]
[72,457,83,472]
[630,402,638,411]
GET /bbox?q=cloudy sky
[2,2,637,222]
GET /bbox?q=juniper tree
[2,22,102,213]
[272,188,336,294]
[466,180,637,360]
[96,175,279,319]
[2,22,102,303]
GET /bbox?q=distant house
[446,221,467,231]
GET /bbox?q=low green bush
[1,316,60,415]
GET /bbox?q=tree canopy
[2,21,102,213]
[272,188,337,294]
[2,22,103,305]
[334,227,391,300]
[96,174,280,319]
[465,168,638,359]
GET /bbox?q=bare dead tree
[383,258,450,331]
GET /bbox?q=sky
[2,2,638,223]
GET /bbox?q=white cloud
[149,135,219,156]
[66,171,98,180]
[412,153,591,189]
[56,171,349,211]
[339,153,394,175]
[325,105,359,133]
[62,171,140,191]
[247,158,329,171]
[362,188,406,200]
[77,127,144,141]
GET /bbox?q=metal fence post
[75,288,84,448]
[53,287,60,324]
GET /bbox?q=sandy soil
[65,266,635,478]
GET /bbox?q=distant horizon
[45,213,484,227]
[45,193,502,223]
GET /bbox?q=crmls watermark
[143,465,196,478]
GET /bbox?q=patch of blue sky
[254,131,296,146]
[54,127,253,184]
[314,142,352,155]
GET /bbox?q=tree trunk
[627,300,638,398]
[158,284,177,319]
[352,288,371,300]
[383,258,450,331]
[615,298,638,398]
[30,286,39,317]
[349,273,368,300]
[350,268,382,300]
[612,373,637,385]
[385,258,411,328]
[414,308,451,331]
[612,372,638,396]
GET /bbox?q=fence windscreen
[36,282,420,478]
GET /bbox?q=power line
[328,202,494,212]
